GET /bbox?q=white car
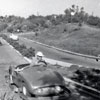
[9,34,19,41]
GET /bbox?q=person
[30,51,47,67]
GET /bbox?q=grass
[21,23,100,56]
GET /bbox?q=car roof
[18,65,65,86]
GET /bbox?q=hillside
[22,23,100,56]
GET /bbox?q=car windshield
[15,63,47,72]
[15,63,30,69]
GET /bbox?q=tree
[64,8,71,22]
[76,6,79,14]
[71,5,76,13]
[78,7,85,26]
[87,16,100,26]
[7,27,13,33]
[0,23,8,32]
[27,14,37,20]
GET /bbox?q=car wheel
[10,84,19,93]
[59,88,71,100]
[19,86,28,100]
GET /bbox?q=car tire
[59,88,71,99]
[10,84,19,93]
[19,86,28,100]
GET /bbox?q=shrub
[7,27,14,33]
[71,68,100,90]
[87,16,100,26]
[0,34,7,39]
[0,23,8,32]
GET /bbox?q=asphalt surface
[0,38,28,66]
[19,37,100,69]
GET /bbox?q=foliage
[21,47,35,58]
[71,68,100,90]
[0,34,7,39]
[0,23,8,32]
[7,27,14,33]
[87,16,100,26]
[0,5,99,32]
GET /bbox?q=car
[9,34,19,41]
[7,63,71,100]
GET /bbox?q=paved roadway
[0,37,28,68]
[19,37,100,69]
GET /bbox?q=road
[19,37,100,69]
[0,38,28,66]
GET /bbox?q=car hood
[19,66,65,87]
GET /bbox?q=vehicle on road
[9,34,19,41]
[7,63,71,100]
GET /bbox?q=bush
[71,68,100,90]
[0,23,8,32]
[7,27,14,33]
[87,16,100,26]
[0,34,7,39]
[20,47,35,58]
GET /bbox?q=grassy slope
[22,23,100,56]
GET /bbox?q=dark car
[8,63,71,100]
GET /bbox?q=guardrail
[22,37,100,60]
